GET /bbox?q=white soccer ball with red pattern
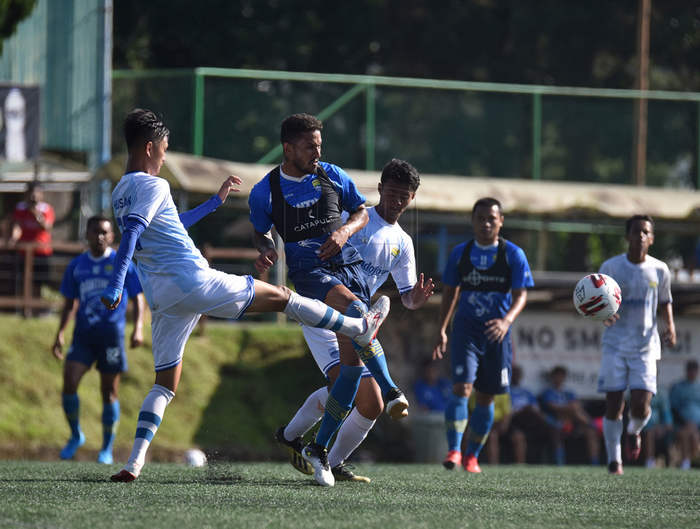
[573,273,622,321]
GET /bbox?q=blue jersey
[540,387,577,427]
[60,249,142,337]
[510,386,538,413]
[248,162,366,275]
[442,239,534,327]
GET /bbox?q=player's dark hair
[123,109,169,151]
[625,214,654,235]
[280,113,323,145]
[551,365,567,377]
[472,197,502,218]
[86,215,112,231]
[380,158,420,192]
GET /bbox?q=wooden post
[23,245,34,317]
[632,0,651,186]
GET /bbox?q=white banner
[511,312,699,399]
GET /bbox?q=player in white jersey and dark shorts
[274,159,433,483]
[101,109,392,482]
[598,214,676,475]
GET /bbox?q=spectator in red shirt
[7,181,55,314]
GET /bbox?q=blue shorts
[290,262,370,307]
[450,322,512,395]
[65,332,128,374]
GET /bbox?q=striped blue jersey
[60,248,142,336]
[111,171,209,312]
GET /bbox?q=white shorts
[302,325,371,380]
[151,270,255,371]
[597,352,657,395]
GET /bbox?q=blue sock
[315,365,363,447]
[62,393,82,438]
[346,301,396,395]
[465,403,494,458]
[102,401,120,452]
[445,395,469,452]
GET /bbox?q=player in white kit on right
[597,214,676,475]
[275,159,434,483]
[101,109,391,482]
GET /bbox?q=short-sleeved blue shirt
[510,386,539,413]
[60,249,142,338]
[539,387,577,427]
[442,239,534,327]
[248,162,366,274]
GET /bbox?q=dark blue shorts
[65,332,128,373]
[290,262,371,308]
[450,322,512,395]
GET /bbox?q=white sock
[603,417,623,465]
[328,407,376,468]
[125,384,175,473]
[283,292,364,337]
[627,411,651,436]
[284,387,328,440]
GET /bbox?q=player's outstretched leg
[345,300,409,419]
[282,293,390,347]
[60,393,86,460]
[111,384,175,482]
[275,425,314,475]
[328,408,375,483]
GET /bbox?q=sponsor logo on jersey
[462,268,507,286]
[360,261,390,277]
[320,275,332,284]
[104,265,113,273]
[293,216,336,232]
[649,281,658,288]
[390,246,400,258]
[312,178,322,191]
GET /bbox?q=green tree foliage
[0,0,37,54]
[114,0,700,90]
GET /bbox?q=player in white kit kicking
[274,159,433,483]
[101,109,391,482]
[598,214,676,475]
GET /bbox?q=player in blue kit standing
[273,159,433,484]
[102,109,389,482]
[53,215,145,464]
[249,115,409,486]
[431,197,534,473]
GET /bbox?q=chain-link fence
[113,68,700,188]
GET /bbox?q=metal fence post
[193,69,205,156]
[532,91,542,180]
[365,82,376,172]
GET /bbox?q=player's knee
[452,383,470,398]
[356,397,383,420]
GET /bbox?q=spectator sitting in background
[540,365,600,466]
[669,360,700,470]
[413,358,452,412]
[508,365,557,465]
[6,181,55,316]
[641,387,673,469]
[462,392,511,465]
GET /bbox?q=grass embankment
[0,313,322,461]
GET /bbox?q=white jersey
[302,206,417,378]
[600,253,672,359]
[111,172,210,312]
[350,206,417,296]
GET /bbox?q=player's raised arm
[101,218,147,310]
[401,273,434,310]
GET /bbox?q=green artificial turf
[0,462,698,528]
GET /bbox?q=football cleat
[385,388,409,420]
[111,460,141,482]
[608,461,624,475]
[354,296,390,347]
[463,454,482,474]
[59,431,86,460]
[331,463,371,483]
[442,449,462,470]
[625,433,641,462]
[302,442,334,487]
[275,426,313,475]
[97,449,114,465]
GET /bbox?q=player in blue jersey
[249,115,410,486]
[102,109,390,482]
[274,159,433,484]
[52,215,145,464]
[431,197,534,473]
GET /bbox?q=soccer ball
[573,273,622,321]
[184,448,207,467]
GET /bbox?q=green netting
[112,71,700,188]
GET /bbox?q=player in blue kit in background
[52,216,145,464]
[249,115,409,486]
[431,197,534,473]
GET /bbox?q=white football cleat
[354,296,390,346]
